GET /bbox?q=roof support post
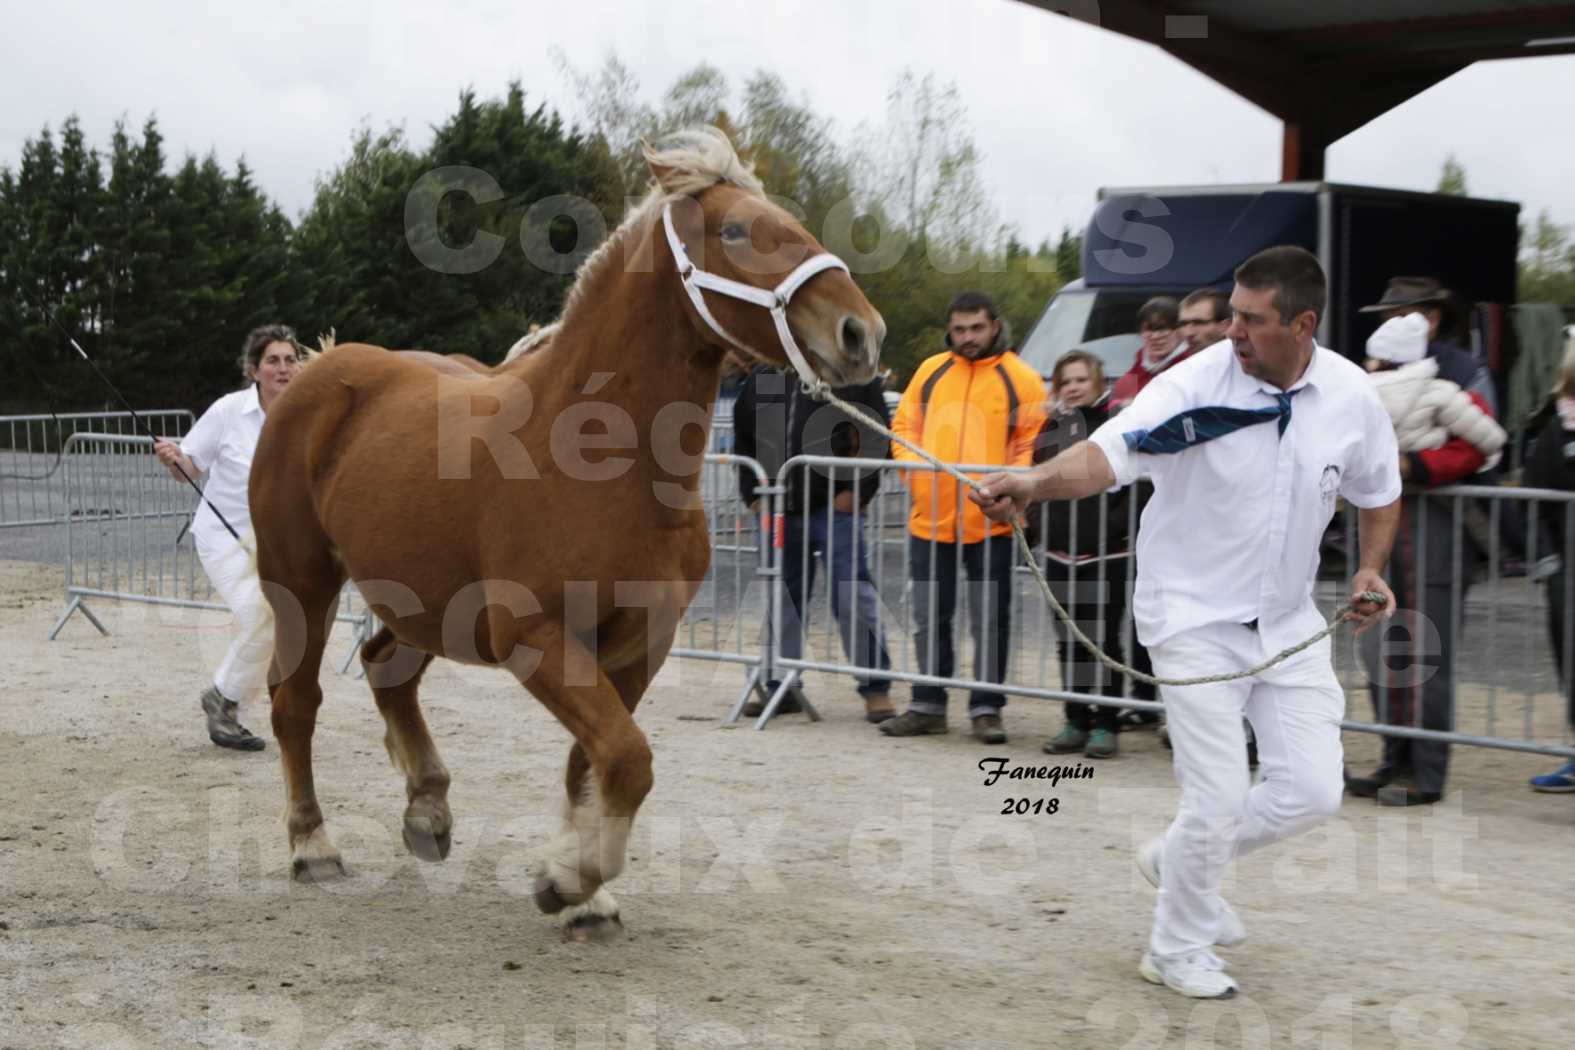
[1281,121,1328,181]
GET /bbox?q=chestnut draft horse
[248,128,883,940]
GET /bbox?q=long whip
[38,303,243,543]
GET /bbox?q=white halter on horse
[661,201,848,392]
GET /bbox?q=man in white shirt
[972,246,1402,1000]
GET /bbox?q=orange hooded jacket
[890,345,1048,543]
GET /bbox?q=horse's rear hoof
[402,818,452,862]
[563,912,624,944]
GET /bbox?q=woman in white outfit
[154,325,300,751]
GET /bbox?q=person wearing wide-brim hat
[1347,277,1497,807]
[1359,277,1461,344]
[1360,275,1453,312]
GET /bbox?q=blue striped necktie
[1123,389,1300,455]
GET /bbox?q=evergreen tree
[294,84,623,362]
[4,125,81,405]
[292,126,423,349]
[1437,154,1469,196]
[1055,225,1082,282]
[1519,210,1575,305]
[99,117,175,403]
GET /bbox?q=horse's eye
[719,223,746,243]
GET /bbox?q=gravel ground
[3,557,1574,1050]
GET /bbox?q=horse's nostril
[840,316,867,357]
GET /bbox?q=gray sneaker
[201,687,265,752]
[879,710,949,737]
[971,714,1007,745]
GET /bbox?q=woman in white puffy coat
[1365,313,1505,468]
[1348,312,1505,806]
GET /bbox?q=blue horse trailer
[1018,182,1520,382]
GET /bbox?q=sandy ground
[3,557,1574,1050]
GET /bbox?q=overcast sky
[4,0,1574,246]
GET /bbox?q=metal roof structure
[1016,1,1575,178]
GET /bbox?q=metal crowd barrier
[1,410,193,529]
[43,428,1575,762]
[47,433,371,670]
[671,453,776,714]
[1329,483,1575,758]
[752,455,1153,729]
[45,436,769,689]
[709,418,735,454]
[733,454,1575,759]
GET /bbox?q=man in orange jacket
[881,292,1049,744]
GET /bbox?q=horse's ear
[642,138,683,196]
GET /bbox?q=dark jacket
[1525,408,1575,549]
[733,367,890,513]
[1427,337,1488,392]
[1028,392,1132,557]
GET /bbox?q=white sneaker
[1140,950,1239,998]
[1136,837,1247,947]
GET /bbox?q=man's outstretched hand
[970,472,1035,523]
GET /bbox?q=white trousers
[196,532,274,708]
[1148,621,1345,959]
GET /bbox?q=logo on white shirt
[1320,464,1341,513]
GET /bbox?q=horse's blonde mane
[639,126,764,199]
[291,328,337,370]
[562,127,764,318]
[504,322,560,363]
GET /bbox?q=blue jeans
[776,509,893,696]
[908,534,1014,717]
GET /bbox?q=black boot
[201,686,265,751]
[1344,764,1406,798]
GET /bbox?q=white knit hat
[1366,313,1429,364]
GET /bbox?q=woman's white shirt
[179,385,265,548]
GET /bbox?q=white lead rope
[655,200,1383,684]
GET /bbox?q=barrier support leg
[49,595,108,640]
[725,665,770,725]
[755,669,820,731]
[338,614,374,677]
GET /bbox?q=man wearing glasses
[1178,289,1232,355]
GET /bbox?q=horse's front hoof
[402,814,452,862]
[290,826,345,882]
[562,912,625,944]
[559,887,622,941]
[290,853,346,883]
